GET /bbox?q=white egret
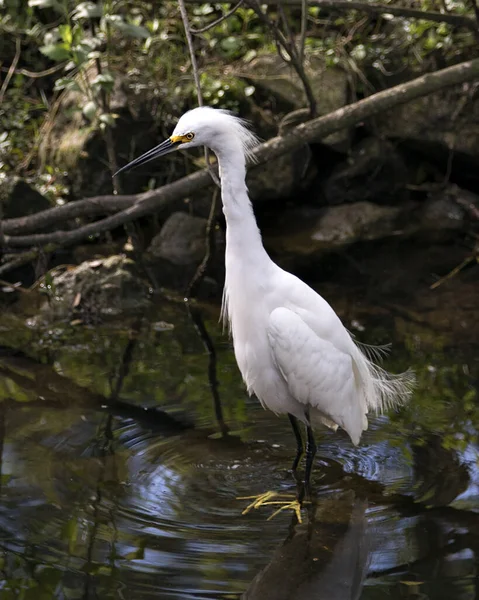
[116,107,414,497]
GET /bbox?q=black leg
[304,425,317,492]
[288,414,304,474]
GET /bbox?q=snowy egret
[116,107,414,496]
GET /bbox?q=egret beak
[114,137,180,177]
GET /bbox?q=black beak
[114,138,180,177]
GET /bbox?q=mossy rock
[0,175,51,219]
[41,255,151,323]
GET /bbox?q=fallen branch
[2,57,479,249]
[0,249,44,277]
[184,0,478,31]
[2,170,212,247]
[2,194,137,236]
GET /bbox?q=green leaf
[350,43,366,61]
[106,14,150,39]
[424,33,438,51]
[58,24,73,46]
[243,49,257,63]
[220,35,241,55]
[72,45,89,66]
[83,100,97,121]
[99,113,116,127]
[28,0,62,10]
[39,43,70,61]
[73,1,102,20]
[91,72,114,93]
[193,3,214,15]
[54,77,81,92]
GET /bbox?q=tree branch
[2,195,136,236]
[190,0,245,34]
[2,57,479,249]
[185,0,478,31]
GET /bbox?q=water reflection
[0,297,478,599]
[243,492,369,600]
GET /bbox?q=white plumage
[117,106,414,484]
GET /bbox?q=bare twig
[0,38,21,105]
[186,302,230,436]
[430,255,476,289]
[298,0,308,65]
[2,57,479,248]
[466,0,479,32]
[178,0,202,103]
[91,17,142,254]
[246,0,317,116]
[178,0,221,188]
[186,188,219,298]
[184,189,229,437]
[191,0,245,34]
[178,0,226,435]
[454,194,479,220]
[0,249,46,277]
[0,279,30,293]
[89,19,121,191]
[0,62,67,79]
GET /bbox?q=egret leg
[288,414,304,474]
[304,425,317,492]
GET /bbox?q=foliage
[0,0,477,186]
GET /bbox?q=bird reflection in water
[243,491,369,600]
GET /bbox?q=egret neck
[215,141,269,267]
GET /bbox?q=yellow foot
[237,491,303,523]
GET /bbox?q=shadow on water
[242,491,370,600]
[0,263,478,599]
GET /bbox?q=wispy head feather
[173,106,260,164]
[215,109,261,163]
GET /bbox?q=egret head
[115,107,258,176]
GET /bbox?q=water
[0,273,478,599]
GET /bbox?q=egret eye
[185,132,194,141]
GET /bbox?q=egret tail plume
[353,345,415,415]
[354,341,392,363]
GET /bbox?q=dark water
[0,280,478,599]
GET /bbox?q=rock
[0,175,51,219]
[246,108,318,202]
[246,54,348,114]
[146,212,208,266]
[247,151,316,202]
[420,188,468,232]
[266,202,403,257]
[265,189,469,258]
[372,82,479,185]
[311,202,404,246]
[245,53,350,150]
[144,212,224,291]
[322,138,409,205]
[41,255,151,322]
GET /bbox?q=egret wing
[267,307,365,444]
